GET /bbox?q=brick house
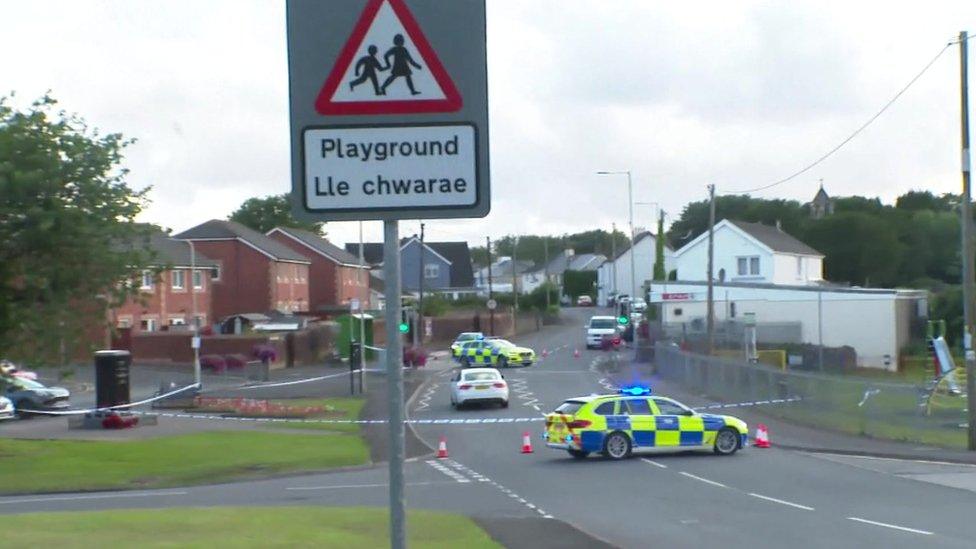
[266,227,370,312]
[112,231,220,333]
[174,220,311,319]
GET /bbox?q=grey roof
[270,227,363,266]
[729,220,823,256]
[149,232,220,268]
[175,220,310,263]
[345,243,385,265]
[568,253,606,271]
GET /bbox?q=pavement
[5,308,976,548]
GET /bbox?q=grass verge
[0,507,501,548]
[0,430,369,495]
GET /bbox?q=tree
[803,212,904,287]
[229,193,323,234]
[653,212,666,281]
[668,195,807,248]
[896,190,955,212]
[0,95,156,364]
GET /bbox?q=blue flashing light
[565,434,573,442]
[618,385,652,396]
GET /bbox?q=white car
[0,396,14,421]
[450,368,508,408]
[585,316,619,349]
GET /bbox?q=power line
[722,41,954,195]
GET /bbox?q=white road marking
[0,490,188,505]
[847,517,933,535]
[426,460,471,483]
[286,481,451,491]
[747,492,814,511]
[678,471,728,488]
[641,458,667,468]
[812,453,976,468]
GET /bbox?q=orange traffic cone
[754,424,770,448]
[521,431,534,454]
[573,349,581,358]
[437,436,449,458]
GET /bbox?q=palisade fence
[654,343,969,449]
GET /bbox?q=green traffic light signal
[398,322,409,333]
[618,316,629,325]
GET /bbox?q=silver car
[0,396,13,421]
[0,375,70,417]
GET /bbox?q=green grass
[0,507,502,549]
[0,431,369,495]
[258,397,366,433]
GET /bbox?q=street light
[180,239,201,388]
[597,170,639,355]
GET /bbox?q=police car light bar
[618,385,651,396]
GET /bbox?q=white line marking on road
[847,517,933,535]
[678,471,728,488]
[747,493,814,511]
[532,404,541,411]
[286,481,452,491]
[641,458,667,468]
[426,460,471,483]
[813,453,976,468]
[0,490,188,505]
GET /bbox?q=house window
[117,316,133,329]
[193,270,204,289]
[424,263,439,279]
[211,266,221,281]
[737,256,760,276]
[172,270,185,290]
[140,270,154,290]
[140,318,157,332]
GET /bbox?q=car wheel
[713,427,740,456]
[602,431,632,460]
[501,399,509,408]
[14,401,32,419]
[568,449,590,459]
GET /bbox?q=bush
[224,354,249,370]
[419,294,450,317]
[252,344,278,363]
[200,355,226,373]
[403,346,428,367]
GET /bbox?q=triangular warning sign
[315,0,463,116]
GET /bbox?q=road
[4,307,976,548]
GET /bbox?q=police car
[544,387,748,459]
[450,332,484,360]
[456,337,536,368]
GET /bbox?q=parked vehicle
[585,316,620,349]
[0,375,70,417]
[0,396,14,421]
[576,295,593,306]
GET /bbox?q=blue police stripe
[605,416,631,431]
[581,431,604,452]
[680,431,704,446]
[655,416,680,430]
[633,431,655,447]
[701,415,726,431]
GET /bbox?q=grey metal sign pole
[382,220,406,547]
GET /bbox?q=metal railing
[655,343,968,449]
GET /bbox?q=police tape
[17,382,202,416]
[123,411,544,425]
[692,397,802,411]
[202,368,366,392]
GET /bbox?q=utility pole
[611,222,617,306]
[512,236,519,334]
[486,236,494,335]
[416,222,425,348]
[544,238,551,309]
[957,30,975,451]
[358,221,366,393]
[381,220,405,549]
[706,184,716,355]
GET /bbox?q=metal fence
[655,343,968,449]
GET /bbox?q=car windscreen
[5,376,44,390]
[462,372,499,382]
[589,319,616,329]
[554,400,585,415]
[456,333,478,342]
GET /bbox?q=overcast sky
[3,1,974,247]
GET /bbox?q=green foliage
[930,286,963,347]
[520,282,559,312]
[471,230,628,267]
[229,193,323,234]
[667,195,807,248]
[896,190,955,212]
[653,213,666,281]
[419,293,451,317]
[803,212,903,287]
[563,270,597,299]
[0,95,156,364]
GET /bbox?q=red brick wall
[191,240,272,318]
[112,268,213,332]
[271,262,310,312]
[130,332,285,366]
[268,232,338,311]
[336,264,370,308]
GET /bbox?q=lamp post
[597,171,639,355]
[181,239,201,387]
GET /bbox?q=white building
[597,232,674,306]
[674,220,823,286]
[649,281,926,370]
[521,250,606,295]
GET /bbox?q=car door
[622,398,656,449]
[450,370,462,401]
[653,397,705,448]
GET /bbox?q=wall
[192,240,272,318]
[401,239,451,291]
[676,225,773,284]
[269,232,337,310]
[336,264,370,307]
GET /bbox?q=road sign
[287,0,489,222]
[350,298,361,311]
[486,298,497,310]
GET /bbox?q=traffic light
[618,315,629,325]
[398,322,409,333]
